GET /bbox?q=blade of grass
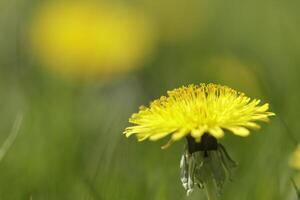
[0,113,23,162]
[291,177,300,199]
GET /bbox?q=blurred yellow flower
[205,56,263,96]
[124,83,274,148]
[30,2,156,81]
[290,145,300,170]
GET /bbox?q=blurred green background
[0,0,299,199]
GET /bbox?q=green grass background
[0,0,300,199]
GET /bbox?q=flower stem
[203,164,219,200]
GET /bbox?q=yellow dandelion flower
[29,2,156,81]
[124,83,275,148]
[290,145,300,170]
[289,145,300,197]
[124,83,275,198]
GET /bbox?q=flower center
[186,133,218,155]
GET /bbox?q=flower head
[290,145,300,170]
[30,2,156,81]
[124,83,274,148]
